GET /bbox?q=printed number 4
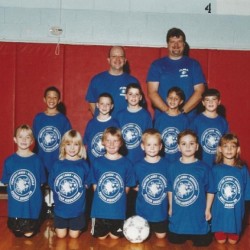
[205,3,211,13]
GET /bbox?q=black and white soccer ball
[123,215,150,243]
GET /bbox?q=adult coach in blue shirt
[147,28,206,121]
[85,46,139,118]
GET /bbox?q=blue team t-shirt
[147,56,206,120]
[90,156,136,219]
[211,164,250,234]
[49,159,90,218]
[154,113,189,162]
[83,116,119,166]
[2,153,46,219]
[135,157,170,222]
[190,113,229,167]
[33,112,72,173]
[116,107,152,164]
[168,159,215,235]
[85,71,139,118]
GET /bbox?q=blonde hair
[14,124,34,140]
[59,130,86,160]
[215,133,244,168]
[141,128,162,144]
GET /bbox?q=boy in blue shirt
[83,93,118,166]
[33,86,72,215]
[116,83,152,164]
[134,128,170,239]
[154,87,189,162]
[90,127,135,240]
[190,88,229,167]
[168,130,215,246]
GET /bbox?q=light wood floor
[0,215,249,250]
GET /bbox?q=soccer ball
[123,215,150,243]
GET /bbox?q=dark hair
[167,86,186,102]
[177,129,198,144]
[44,86,61,99]
[125,83,143,95]
[202,88,221,100]
[166,28,186,43]
[97,92,114,104]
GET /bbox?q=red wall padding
[0,42,249,177]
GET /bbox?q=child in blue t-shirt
[90,127,135,240]
[211,133,250,244]
[83,93,118,166]
[168,130,215,246]
[190,88,229,167]
[154,87,189,162]
[1,124,46,238]
[49,130,89,238]
[116,83,152,164]
[33,86,72,214]
[134,128,170,239]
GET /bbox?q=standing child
[211,133,250,244]
[168,129,215,246]
[90,127,135,240]
[134,129,169,239]
[116,83,152,164]
[49,130,90,238]
[154,87,189,162]
[1,125,46,237]
[33,86,72,213]
[190,88,229,167]
[83,93,118,166]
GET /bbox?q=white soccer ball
[123,215,150,243]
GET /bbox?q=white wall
[0,0,250,50]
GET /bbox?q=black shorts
[149,220,168,234]
[91,218,124,238]
[8,217,39,234]
[168,231,212,246]
[54,213,86,231]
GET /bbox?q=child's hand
[205,210,212,221]
[168,208,172,217]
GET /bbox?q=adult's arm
[182,83,205,113]
[147,81,169,112]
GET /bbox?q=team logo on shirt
[201,128,222,154]
[54,172,83,204]
[38,126,61,152]
[174,174,199,207]
[217,176,241,208]
[141,173,167,205]
[122,123,142,149]
[179,68,189,78]
[98,172,124,204]
[91,132,106,157]
[162,127,179,154]
[9,169,36,202]
[119,86,127,97]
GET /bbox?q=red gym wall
[0,42,249,176]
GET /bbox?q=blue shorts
[54,213,86,231]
